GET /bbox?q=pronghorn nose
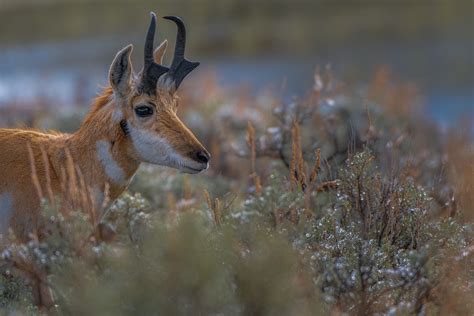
[195,150,210,164]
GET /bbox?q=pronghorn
[0,13,210,242]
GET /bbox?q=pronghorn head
[108,12,210,174]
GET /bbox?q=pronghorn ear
[153,39,168,65]
[109,44,133,96]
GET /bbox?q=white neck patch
[96,140,126,185]
[128,125,183,168]
[0,192,13,236]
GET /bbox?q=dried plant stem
[204,190,212,212]
[309,148,321,184]
[214,198,222,226]
[204,190,222,226]
[290,121,307,191]
[316,180,339,192]
[183,175,191,200]
[247,121,256,174]
[247,121,262,195]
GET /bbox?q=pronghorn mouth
[180,163,208,174]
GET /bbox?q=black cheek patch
[120,119,130,136]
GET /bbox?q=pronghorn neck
[64,88,139,202]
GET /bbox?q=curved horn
[140,12,169,94]
[163,15,200,89]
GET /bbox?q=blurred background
[0,2,473,313]
[0,0,472,128]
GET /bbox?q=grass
[0,67,473,315]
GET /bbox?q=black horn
[163,15,200,89]
[144,12,157,67]
[140,12,169,94]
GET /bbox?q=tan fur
[0,91,126,239]
[0,23,211,241]
[0,83,208,241]
[0,16,209,309]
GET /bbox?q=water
[0,37,472,129]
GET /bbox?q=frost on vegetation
[0,70,472,314]
[302,150,472,313]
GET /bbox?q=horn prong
[162,15,199,89]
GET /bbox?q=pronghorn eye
[135,105,154,117]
